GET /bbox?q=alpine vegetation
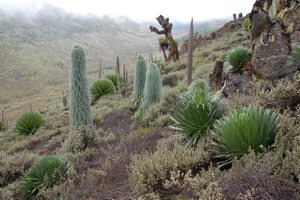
[19,156,68,197]
[170,79,222,148]
[15,112,44,135]
[141,63,163,108]
[213,107,278,166]
[90,78,115,102]
[69,45,93,130]
[227,46,250,73]
[290,46,300,66]
[133,55,147,102]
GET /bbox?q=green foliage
[170,80,222,148]
[153,59,167,70]
[192,56,203,68]
[158,37,169,44]
[213,107,279,166]
[290,46,300,65]
[141,63,163,108]
[133,107,146,123]
[90,79,115,102]
[105,74,124,87]
[0,121,5,131]
[69,45,93,130]
[15,112,44,135]
[187,79,209,105]
[62,96,67,108]
[238,12,243,18]
[243,18,251,32]
[133,55,147,101]
[19,156,68,197]
[227,46,250,73]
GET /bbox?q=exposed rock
[209,60,225,91]
[250,8,270,41]
[224,73,253,95]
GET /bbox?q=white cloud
[0,0,255,22]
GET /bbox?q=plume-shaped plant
[15,112,44,135]
[105,74,124,87]
[19,156,68,197]
[141,63,163,107]
[170,79,223,147]
[133,55,147,101]
[69,45,93,130]
[227,46,250,73]
[290,46,300,65]
[90,79,115,102]
[213,107,278,166]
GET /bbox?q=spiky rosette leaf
[15,112,44,135]
[69,45,93,130]
[105,74,124,87]
[227,46,250,73]
[170,93,222,148]
[90,79,115,102]
[213,107,278,166]
[19,156,68,197]
[142,63,163,108]
[133,55,147,101]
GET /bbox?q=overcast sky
[0,0,255,22]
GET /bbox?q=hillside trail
[68,108,171,200]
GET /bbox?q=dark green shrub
[170,80,222,147]
[213,107,278,166]
[133,55,147,102]
[19,156,68,197]
[90,79,115,102]
[105,74,124,87]
[142,63,163,108]
[238,12,243,18]
[290,46,300,65]
[227,46,250,73]
[15,112,44,135]
[69,45,93,130]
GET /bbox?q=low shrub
[128,137,213,198]
[15,112,44,135]
[226,46,250,73]
[213,107,278,166]
[90,79,115,102]
[19,156,68,197]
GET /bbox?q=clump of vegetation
[213,107,278,166]
[243,18,251,32]
[192,56,203,68]
[238,12,243,18]
[15,112,44,135]
[90,79,115,102]
[0,121,6,131]
[227,46,250,73]
[133,55,147,102]
[19,156,68,197]
[220,154,300,200]
[290,46,300,65]
[129,137,213,198]
[142,63,163,108]
[220,51,228,62]
[69,45,93,130]
[170,80,223,147]
[153,59,167,70]
[158,36,169,44]
[105,74,124,87]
